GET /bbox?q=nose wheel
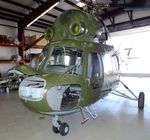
[59,122,69,136]
[52,116,70,136]
[52,125,60,133]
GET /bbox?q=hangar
[0,0,150,139]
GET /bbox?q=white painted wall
[0,19,18,76]
[0,19,17,38]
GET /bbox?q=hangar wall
[110,25,150,37]
[0,15,150,76]
[104,9,150,31]
[0,19,43,75]
[0,19,18,75]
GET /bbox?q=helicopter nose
[19,76,69,111]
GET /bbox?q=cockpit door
[88,53,103,89]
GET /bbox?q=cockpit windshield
[42,46,83,75]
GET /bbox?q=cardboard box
[30,34,48,47]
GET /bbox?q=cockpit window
[37,46,49,70]
[45,47,83,75]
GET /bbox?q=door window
[88,53,103,79]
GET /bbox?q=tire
[59,123,69,136]
[138,92,145,109]
[52,125,59,133]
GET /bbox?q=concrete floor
[0,77,150,140]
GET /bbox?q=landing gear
[111,80,145,109]
[52,125,59,133]
[138,92,145,109]
[59,123,69,136]
[52,115,69,136]
[79,105,98,125]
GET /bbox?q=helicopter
[10,9,145,136]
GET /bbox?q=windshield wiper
[62,64,80,75]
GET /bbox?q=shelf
[0,42,24,64]
[0,36,43,65]
[24,60,30,63]
[0,43,23,47]
[0,60,24,64]
[24,45,43,50]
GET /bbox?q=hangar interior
[0,0,150,140]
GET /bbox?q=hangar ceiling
[0,0,150,34]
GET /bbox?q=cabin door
[88,53,103,90]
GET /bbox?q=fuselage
[16,9,120,115]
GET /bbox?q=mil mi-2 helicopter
[9,9,145,136]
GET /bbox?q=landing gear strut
[79,105,98,125]
[112,80,145,109]
[52,115,69,136]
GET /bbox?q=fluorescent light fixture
[76,2,86,7]
[27,2,59,27]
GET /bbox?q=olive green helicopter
[9,9,145,136]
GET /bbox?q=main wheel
[52,125,59,133]
[138,92,145,109]
[59,122,69,136]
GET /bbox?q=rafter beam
[18,0,58,28]
[65,1,81,9]
[38,19,54,24]
[32,23,48,29]
[0,16,18,22]
[0,7,26,16]
[33,0,64,12]
[54,7,64,12]
[109,16,115,27]
[33,0,44,4]
[35,21,52,27]
[107,16,150,32]
[33,0,63,17]
[1,1,56,19]
[109,3,150,10]
[0,23,44,33]
[127,11,133,22]
[0,6,54,25]
[46,13,57,18]
[0,11,52,27]
[100,8,124,19]
[1,0,33,10]
[18,0,59,41]
[0,11,22,19]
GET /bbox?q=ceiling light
[27,2,59,27]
